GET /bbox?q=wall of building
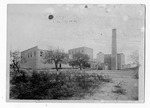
[90,62,98,69]
[117,53,125,70]
[36,49,54,69]
[21,46,38,70]
[68,47,93,60]
[104,54,111,70]
[21,46,71,70]
[84,47,93,60]
[97,52,104,63]
[21,46,54,70]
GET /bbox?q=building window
[34,51,36,56]
[40,51,43,57]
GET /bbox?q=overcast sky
[7,4,145,63]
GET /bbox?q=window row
[27,51,36,58]
[69,50,84,54]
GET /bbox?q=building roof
[68,46,93,51]
[21,46,38,53]
[117,53,124,55]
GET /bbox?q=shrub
[10,70,29,85]
[97,66,103,70]
[133,67,139,79]
[10,70,111,100]
[112,88,126,95]
[112,84,126,95]
[132,96,138,100]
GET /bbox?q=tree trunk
[55,62,58,71]
[13,62,20,73]
[16,65,20,73]
[59,63,62,69]
[79,64,82,70]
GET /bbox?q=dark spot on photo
[85,5,88,8]
[48,15,54,20]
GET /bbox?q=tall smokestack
[111,28,117,70]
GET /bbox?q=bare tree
[10,50,21,73]
[43,48,69,71]
[129,50,140,67]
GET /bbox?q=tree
[10,50,21,73]
[69,52,90,70]
[43,48,69,71]
[69,60,76,68]
[129,50,140,67]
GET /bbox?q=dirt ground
[83,70,138,101]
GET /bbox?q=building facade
[21,46,93,70]
[103,53,125,70]
[96,52,104,63]
[104,54,112,70]
[117,53,125,70]
[91,52,125,70]
[21,46,38,70]
[21,46,55,70]
[68,47,93,60]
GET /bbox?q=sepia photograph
[7,4,145,102]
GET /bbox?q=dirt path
[83,70,138,101]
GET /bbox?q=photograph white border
[0,0,150,107]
